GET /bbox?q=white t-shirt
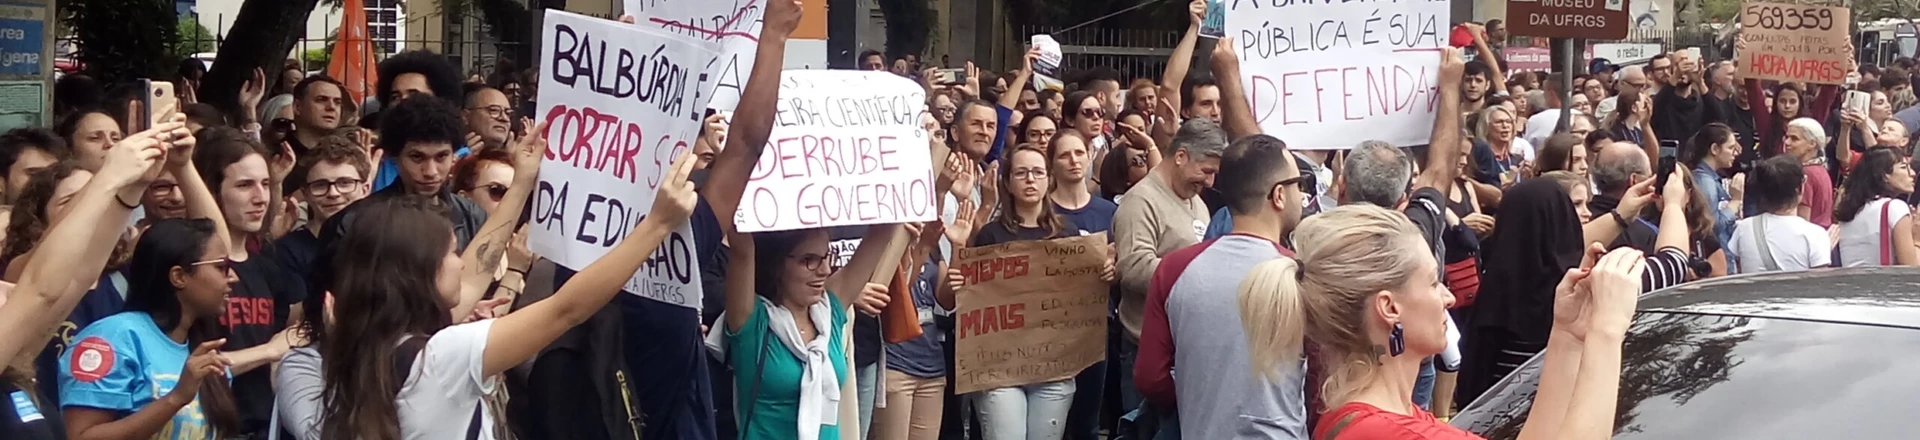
[1728,213,1832,272]
[398,319,499,440]
[1524,110,1563,147]
[1836,199,1912,267]
[1510,137,1538,163]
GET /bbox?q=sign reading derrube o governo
[1736,2,1851,85]
[1508,0,1629,40]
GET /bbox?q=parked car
[1451,267,1920,439]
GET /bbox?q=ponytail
[1237,258,1305,382]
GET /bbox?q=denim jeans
[1065,361,1106,440]
[1413,358,1436,410]
[972,380,1077,440]
[858,363,879,436]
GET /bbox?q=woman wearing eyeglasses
[939,143,1113,439]
[59,218,245,440]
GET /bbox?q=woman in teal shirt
[721,224,900,439]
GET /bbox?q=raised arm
[999,50,1035,110]
[1210,37,1262,139]
[449,121,546,321]
[1468,24,1506,93]
[1583,176,1655,245]
[1416,49,1467,194]
[0,120,174,364]
[483,150,697,376]
[1652,169,1691,254]
[1158,0,1206,110]
[704,0,801,234]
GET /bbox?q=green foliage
[173,17,215,59]
[62,0,179,83]
[303,48,329,71]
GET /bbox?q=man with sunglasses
[1134,133,1305,440]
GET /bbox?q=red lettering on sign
[957,303,1028,338]
[957,255,1032,284]
[541,105,646,184]
[1747,53,1847,84]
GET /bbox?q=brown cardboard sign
[1508,0,1629,40]
[1736,2,1852,85]
[951,233,1109,394]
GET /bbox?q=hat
[1589,58,1617,75]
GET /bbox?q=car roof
[1637,267,1920,329]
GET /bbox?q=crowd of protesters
[2,0,1918,439]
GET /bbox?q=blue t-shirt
[370,145,473,192]
[34,272,127,410]
[1204,207,1235,240]
[58,312,227,440]
[1056,198,1119,238]
[883,257,945,378]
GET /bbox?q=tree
[200,0,323,123]
[61,0,177,85]
[877,0,933,60]
[174,18,216,59]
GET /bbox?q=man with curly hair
[322,95,488,250]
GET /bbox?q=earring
[1388,322,1406,357]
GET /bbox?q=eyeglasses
[791,253,830,271]
[469,183,508,201]
[146,182,179,197]
[1272,176,1304,195]
[188,257,234,274]
[1011,168,1049,181]
[1027,129,1056,141]
[305,177,365,196]
[468,105,510,119]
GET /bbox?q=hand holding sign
[1441,48,1466,85]
[1210,36,1239,74]
[654,148,701,228]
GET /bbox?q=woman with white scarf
[719,223,898,440]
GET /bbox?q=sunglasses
[1079,108,1104,119]
[470,183,508,201]
[188,257,234,274]
[269,118,295,133]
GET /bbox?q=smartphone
[1845,90,1872,114]
[139,79,177,132]
[935,68,964,85]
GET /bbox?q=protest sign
[623,0,827,110]
[952,234,1109,394]
[733,70,937,232]
[1736,2,1851,85]
[528,10,713,309]
[1200,0,1226,39]
[1224,0,1448,149]
[1031,35,1065,92]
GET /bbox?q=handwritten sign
[952,234,1109,394]
[624,0,763,112]
[528,10,713,309]
[1736,2,1851,85]
[733,70,936,232]
[1225,0,1447,149]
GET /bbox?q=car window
[1452,312,1920,439]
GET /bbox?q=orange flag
[327,0,377,105]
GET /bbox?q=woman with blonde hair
[1238,204,1646,439]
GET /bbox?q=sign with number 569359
[1736,2,1851,85]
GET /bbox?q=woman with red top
[1236,204,1646,439]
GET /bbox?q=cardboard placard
[527,10,712,309]
[1736,2,1851,85]
[732,70,936,233]
[952,234,1109,394]
[1223,0,1447,149]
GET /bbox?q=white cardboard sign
[624,0,764,112]
[1224,0,1448,149]
[528,10,715,309]
[733,70,936,233]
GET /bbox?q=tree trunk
[202,0,322,123]
[474,0,534,71]
[875,0,930,60]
